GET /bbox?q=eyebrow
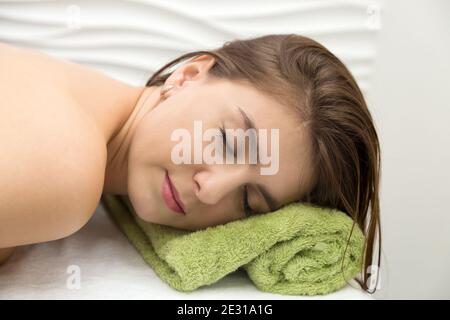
[236,106,279,212]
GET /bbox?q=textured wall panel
[0,0,382,93]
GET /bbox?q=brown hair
[145,34,381,294]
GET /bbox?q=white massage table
[0,202,373,300]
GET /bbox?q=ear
[163,54,216,95]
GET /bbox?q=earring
[160,84,174,100]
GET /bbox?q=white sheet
[0,202,373,300]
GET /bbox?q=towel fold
[101,193,365,296]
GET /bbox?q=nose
[193,165,249,205]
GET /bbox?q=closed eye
[219,126,254,216]
[242,184,255,216]
[219,125,236,158]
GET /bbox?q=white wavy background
[0,0,382,93]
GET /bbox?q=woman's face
[127,55,316,230]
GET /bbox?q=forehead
[217,80,315,201]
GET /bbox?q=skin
[0,42,111,261]
[0,44,316,264]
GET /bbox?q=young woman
[0,34,381,293]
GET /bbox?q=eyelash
[219,125,236,158]
[242,184,254,217]
[219,125,254,216]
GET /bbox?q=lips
[161,170,186,215]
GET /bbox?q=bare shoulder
[0,109,106,248]
[0,45,107,247]
[0,41,70,84]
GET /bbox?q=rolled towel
[101,193,365,296]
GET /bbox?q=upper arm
[0,146,104,248]
[0,115,106,248]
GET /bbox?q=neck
[64,61,163,195]
[103,85,161,195]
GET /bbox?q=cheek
[126,165,160,222]
[130,115,175,164]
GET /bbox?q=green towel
[101,193,365,296]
